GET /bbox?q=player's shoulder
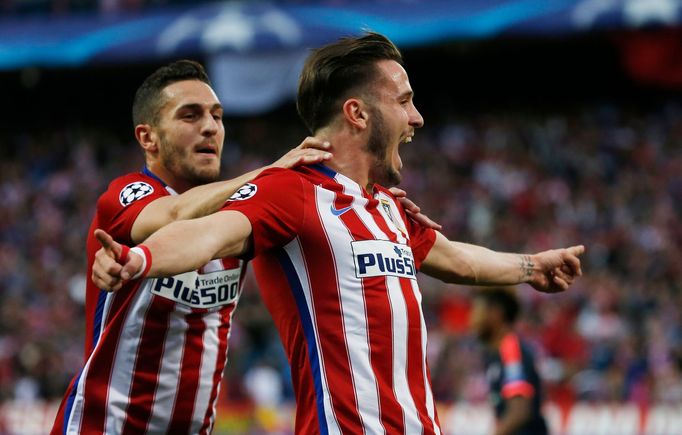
[251,165,325,187]
[98,172,166,208]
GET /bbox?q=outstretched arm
[421,232,584,292]
[93,210,252,290]
[131,137,331,242]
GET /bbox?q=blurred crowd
[1,102,681,415]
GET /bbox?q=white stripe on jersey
[64,292,116,434]
[204,307,236,434]
[371,193,426,431]
[336,175,424,434]
[190,311,221,434]
[146,293,187,433]
[283,235,343,435]
[316,185,385,435]
[105,284,155,434]
[385,275,422,433]
[411,279,440,434]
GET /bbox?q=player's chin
[193,166,221,183]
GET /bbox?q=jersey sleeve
[499,334,535,399]
[406,213,436,269]
[96,175,168,245]
[220,168,305,256]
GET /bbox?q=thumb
[120,255,143,281]
[94,229,122,259]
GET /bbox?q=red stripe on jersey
[502,381,535,399]
[252,253,323,434]
[401,279,437,435]
[79,286,140,433]
[120,296,174,434]
[199,306,234,435]
[169,311,206,433]
[305,190,364,433]
[340,205,405,433]
[500,333,522,364]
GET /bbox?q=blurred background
[2,0,682,433]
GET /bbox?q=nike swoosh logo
[330,204,352,216]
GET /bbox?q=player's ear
[135,124,159,153]
[342,98,369,131]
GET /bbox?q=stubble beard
[366,107,401,187]
[159,131,220,186]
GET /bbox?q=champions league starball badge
[119,182,154,206]
[229,183,258,201]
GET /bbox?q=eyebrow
[176,103,223,113]
[398,90,414,100]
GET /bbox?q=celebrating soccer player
[93,34,584,434]
[51,60,337,434]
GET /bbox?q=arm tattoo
[519,255,534,281]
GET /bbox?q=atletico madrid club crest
[119,182,154,206]
[229,183,258,201]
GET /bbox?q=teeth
[404,136,412,143]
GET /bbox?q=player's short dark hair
[297,32,403,133]
[475,288,521,324]
[132,60,211,127]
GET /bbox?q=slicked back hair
[297,32,403,133]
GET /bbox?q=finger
[92,269,120,292]
[92,266,121,287]
[120,256,144,281]
[553,267,573,285]
[94,229,122,259]
[397,197,420,214]
[406,210,443,231]
[388,187,407,198]
[299,137,331,151]
[562,252,582,276]
[552,274,570,291]
[568,245,585,257]
[95,249,124,275]
[301,150,332,163]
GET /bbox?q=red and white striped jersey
[52,170,244,435]
[223,164,441,435]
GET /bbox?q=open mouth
[195,145,217,155]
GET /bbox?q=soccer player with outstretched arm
[93,35,583,434]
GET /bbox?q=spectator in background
[471,287,549,435]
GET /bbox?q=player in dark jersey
[471,288,549,435]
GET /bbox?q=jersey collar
[142,166,167,187]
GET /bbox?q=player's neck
[318,127,374,191]
[146,162,194,194]
[489,325,513,348]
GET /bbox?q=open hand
[272,137,332,169]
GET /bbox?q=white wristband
[129,246,148,280]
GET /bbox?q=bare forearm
[171,167,265,221]
[452,242,533,285]
[142,211,251,277]
[422,233,533,285]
